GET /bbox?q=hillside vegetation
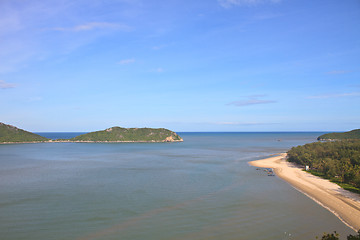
[1,123,183,143]
[0,122,49,143]
[69,127,183,142]
[318,129,360,140]
[287,140,360,191]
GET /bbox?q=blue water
[0,132,355,240]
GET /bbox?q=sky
[0,0,359,132]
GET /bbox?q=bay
[0,132,355,240]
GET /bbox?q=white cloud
[151,67,164,73]
[307,92,360,99]
[326,70,348,75]
[118,58,135,65]
[218,0,281,8]
[29,96,43,102]
[228,95,276,107]
[215,121,277,125]
[52,22,130,32]
[253,13,282,20]
[0,1,134,73]
[0,80,16,89]
[152,44,167,50]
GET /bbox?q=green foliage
[315,231,360,240]
[332,181,360,194]
[287,140,360,190]
[0,123,182,143]
[318,129,360,141]
[70,127,183,142]
[0,122,49,143]
[316,231,339,240]
[347,230,360,240]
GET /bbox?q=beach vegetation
[316,230,360,240]
[287,140,360,192]
[316,231,339,240]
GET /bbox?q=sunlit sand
[249,153,360,231]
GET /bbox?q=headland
[0,123,183,143]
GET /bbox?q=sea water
[0,132,355,240]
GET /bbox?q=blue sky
[0,0,359,132]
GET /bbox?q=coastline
[0,139,184,144]
[249,153,360,232]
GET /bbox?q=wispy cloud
[52,22,130,32]
[152,44,169,50]
[151,67,164,73]
[253,13,282,20]
[326,70,348,75]
[152,46,163,50]
[118,58,135,65]
[215,121,278,125]
[29,96,43,102]
[227,95,276,107]
[307,92,360,99]
[0,0,133,73]
[218,0,281,8]
[0,80,16,89]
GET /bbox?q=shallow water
[0,132,355,240]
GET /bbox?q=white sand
[249,153,360,231]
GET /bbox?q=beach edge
[249,153,360,232]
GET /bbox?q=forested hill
[0,122,49,143]
[69,127,183,142]
[0,123,183,143]
[317,129,360,140]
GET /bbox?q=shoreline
[0,139,184,144]
[249,153,360,232]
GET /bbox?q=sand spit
[249,153,360,231]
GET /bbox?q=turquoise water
[0,132,355,240]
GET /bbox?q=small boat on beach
[257,167,276,176]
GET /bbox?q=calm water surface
[0,133,355,240]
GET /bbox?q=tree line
[287,140,360,190]
[316,230,360,240]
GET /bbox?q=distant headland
[0,122,183,143]
[317,129,360,141]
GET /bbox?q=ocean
[0,132,355,240]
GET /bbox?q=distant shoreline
[0,139,184,144]
[249,153,360,232]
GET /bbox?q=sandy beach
[249,153,360,232]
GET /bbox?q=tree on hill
[69,126,183,142]
[318,129,360,141]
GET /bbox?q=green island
[66,126,183,142]
[0,122,183,143]
[0,122,49,143]
[317,129,360,141]
[287,130,360,194]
